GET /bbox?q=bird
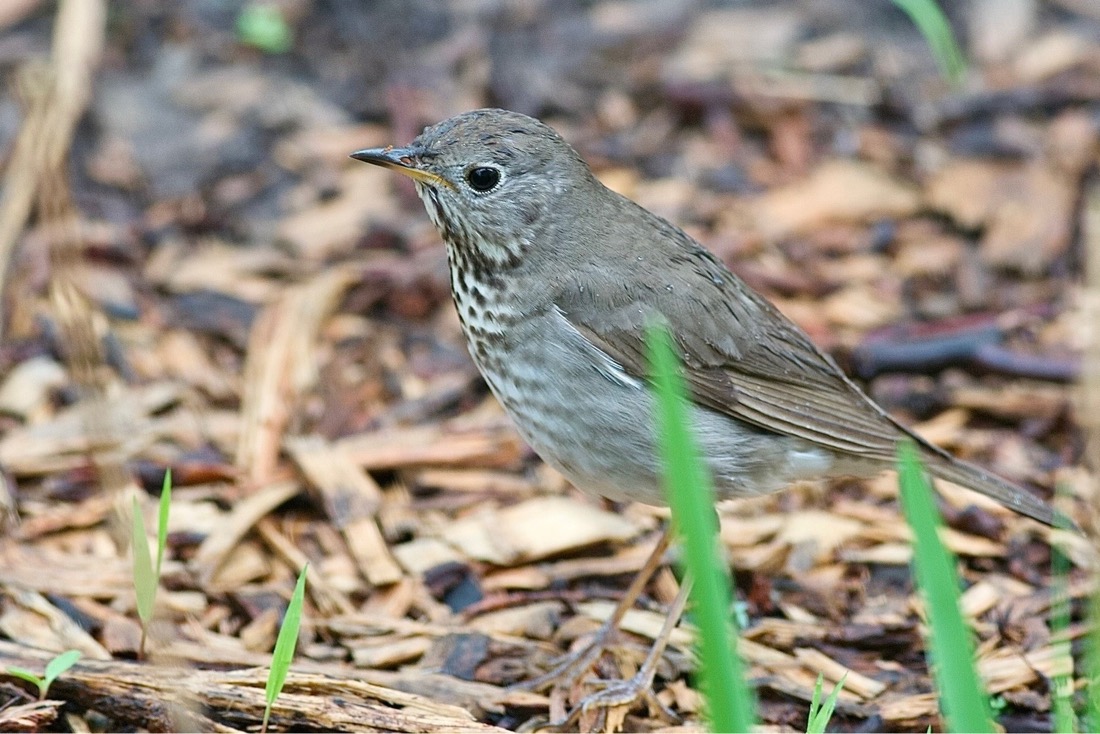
[351,107,1060,723]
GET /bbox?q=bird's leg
[511,528,671,694]
[553,573,693,730]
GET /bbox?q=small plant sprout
[236,2,293,54]
[262,563,308,734]
[806,673,846,734]
[132,469,172,658]
[897,441,995,733]
[648,324,754,732]
[6,649,82,700]
[1051,556,1078,734]
[890,0,966,84]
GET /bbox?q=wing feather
[547,191,1056,526]
[559,244,907,462]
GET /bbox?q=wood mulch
[0,1,1097,731]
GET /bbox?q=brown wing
[550,195,1058,527]
[557,244,911,462]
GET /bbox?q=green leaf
[263,564,308,733]
[1051,482,1076,733]
[890,0,966,85]
[6,651,79,700]
[43,650,81,687]
[807,674,825,731]
[6,667,46,697]
[237,3,293,54]
[806,673,846,734]
[131,496,157,625]
[156,469,172,579]
[1087,589,1100,731]
[647,324,754,733]
[897,440,995,733]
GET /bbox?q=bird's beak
[349,146,453,189]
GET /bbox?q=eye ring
[465,166,501,193]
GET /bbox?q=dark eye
[465,166,501,192]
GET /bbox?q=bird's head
[352,108,592,271]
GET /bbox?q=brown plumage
[352,108,1058,527]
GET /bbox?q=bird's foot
[507,622,617,695]
[548,663,680,732]
[510,530,674,698]
[534,575,694,732]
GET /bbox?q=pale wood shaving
[0,542,132,598]
[442,496,639,565]
[287,434,403,585]
[392,537,466,576]
[191,480,300,585]
[0,700,64,732]
[254,516,354,615]
[0,588,110,660]
[792,646,886,699]
[236,266,358,483]
[337,417,527,471]
[351,635,434,668]
[577,601,694,650]
[0,384,180,475]
[468,601,566,639]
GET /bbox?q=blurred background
[0,1,1097,731]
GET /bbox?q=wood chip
[0,384,180,476]
[949,381,1069,422]
[351,636,433,669]
[0,356,67,420]
[287,435,403,586]
[1015,30,1093,81]
[337,417,527,472]
[752,160,920,239]
[0,588,111,660]
[877,692,939,723]
[926,160,1075,274]
[191,480,300,585]
[775,510,866,559]
[236,267,358,484]
[480,566,551,593]
[0,640,508,732]
[442,496,639,565]
[468,601,565,639]
[577,600,694,650]
[276,167,395,259]
[392,538,465,576]
[0,542,132,598]
[208,540,271,591]
[792,647,886,699]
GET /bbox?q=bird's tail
[920,448,1062,528]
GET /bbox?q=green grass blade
[263,563,308,733]
[131,497,157,625]
[806,673,846,734]
[1051,483,1076,733]
[1087,587,1100,730]
[647,324,753,733]
[43,650,81,688]
[890,0,966,85]
[155,469,172,578]
[806,674,825,734]
[897,440,995,733]
[818,673,846,731]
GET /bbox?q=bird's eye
[465,166,501,193]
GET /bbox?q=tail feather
[921,450,1061,528]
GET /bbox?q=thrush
[352,108,1059,724]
